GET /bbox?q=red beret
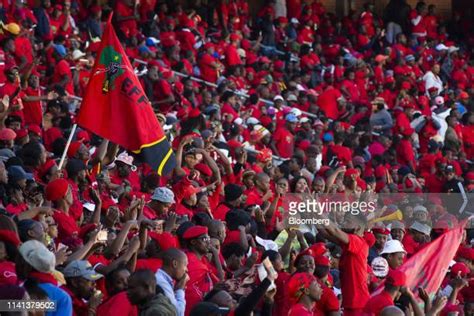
[78,223,97,240]
[0,229,20,247]
[372,228,390,235]
[260,115,273,128]
[344,168,359,178]
[457,247,474,261]
[27,124,42,136]
[183,225,208,240]
[149,231,178,251]
[90,5,102,14]
[15,129,28,139]
[297,139,311,151]
[288,272,317,302]
[67,141,82,158]
[229,33,240,42]
[314,255,330,267]
[0,128,16,141]
[195,163,212,177]
[188,107,201,119]
[386,269,406,287]
[401,81,411,90]
[45,178,69,201]
[76,130,90,142]
[451,262,470,277]
[385,76,395,84]
[309,242,327,257]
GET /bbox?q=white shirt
[423,71,443,96]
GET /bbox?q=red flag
[373,220,466,299]
[77,15,175,175]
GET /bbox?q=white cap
[234,117,243,125]
[237,48,246,58]
[290,18,300,24]
[435,96,444,105]
[413,205,428,214]
[246,117,260,125]
[300,117,310,123]
[410,221,432,236]
[72,49,86,60]
[448,46,460,53]
[380,240,407,255]
[436,44,449,51]
[291,108,302,117]
[287,94,298,102]
[273,95,284,102]
[371,257,389,278]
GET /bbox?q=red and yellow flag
[77,16,175,175]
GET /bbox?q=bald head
[208,220,225,240]
[380,306,404,316]
[162,248,187,267]
[255,172,270,183]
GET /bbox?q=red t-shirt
[288,303,313,316]
[225,44,242,67]
[115,1,138,37]
[314,283,340,316]
[53,210,79,241]
[339,234,370,309]
[52,59,74,95]
[199,53,218,83]
[317,86,342,120]
[97,291,138,316]
[273,126,294,159]
[135,258,163,272]
[22,87,43,126]
[363,291,394,315]
[396,139,415,167]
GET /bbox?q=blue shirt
[155,269,185,316]
[38,283,73,316]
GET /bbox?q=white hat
[291,108,302,117]
[413,205,428,214]
[246,117,260,126]
[371,257,389,278]
[273,95,284,102]
[115,152,137,171]
[410,221,432,236]
[237,48,246,58]
[287,94,298,102]
[300,117,310,123]
[234,117,243,125]
[72,49,86,61]
[436,44,449,51]
[380,240,407,255]
[19,240,56,273]
[448,46,460,53]
[435,96,444,105]
[290,18,300,24]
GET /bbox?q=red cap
[183,225,208,240]
[459,91,469,99]
[195,163,212,177]
[0,128,16,141]
[372,228,390,235]
[259,56,271,64]
[67,141,82,158]
[451,262,470,277]
[149,231,178,251]
[314,255,330,267]
[78,223,97,240]
[0,261,17,285]
[45,178,69,201]
[203,42,214,50]
[401,81,411,90]
[257,148,273,162]
[162,70,173,80]
[309,242,327,257]
[344,168,359,178]
[466,172,474,181]
[38,159,57,180]
[15,129,28,139]
[277,17,288,24]
[188,107,201,119]
[76,130,90,142]
[90,5,102,14]
[0,229,20,247]
[288,272,317,301]
[27,124,42,136]
[457,247,474,261]
[229,33,240,42]
[385,76,395,84]
[386,269,406,287]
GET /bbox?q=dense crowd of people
[0,0,473,315]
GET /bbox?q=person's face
[243,175,255,189]
[375,233,388,250]
[77,144,90,161]
[312,179,325,193]
[414,211,428,222]
[173,256,188,280]
[433,64,440,74]
[192,234,210,255]
[29,222,45,242]
[0,241,6,261]
[272,253,284,271]
[297,255,315,274]
[391,228,405,241]
[117,162,131,178]
[148,67,159,81]
[43,0,51,8]
[184,154,198,168]
[295,178,308,193]
[287,122,297,133]
[197,194,210,210]
[387,252,405,269]
[257,176,271,192]
[111,269,131,294]
[76,277,96,299]
[308,280,323,301]
[185,193,197,206]
[212,291,237,310]
[227,254,244,271]
[445,171,455,181]
[0,162,7,184]
[127,278,153,305]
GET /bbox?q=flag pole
[58,123,78,170]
